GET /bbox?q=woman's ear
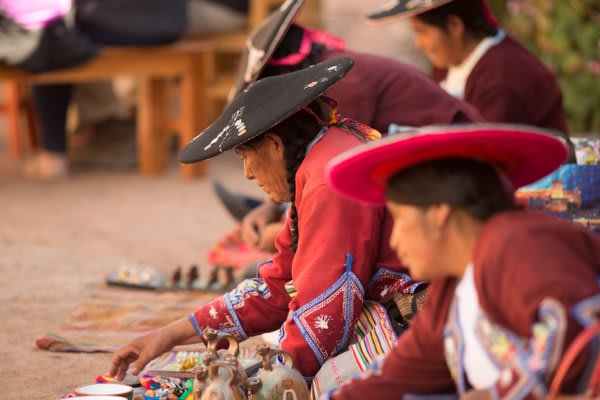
[446,15,465,39]
[264,132,285,159]
[430,203,452,232]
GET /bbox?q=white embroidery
[209,306,218,319]
[380,285,390,298]
[314,314,332,330]
[234,119,247,136]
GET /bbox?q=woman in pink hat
[368,0,569,135]
[326,123,600,399]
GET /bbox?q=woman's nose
[242,160,254,180]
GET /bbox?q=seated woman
[325,124,600,399]
[205,0,483,288]
[368,0,569,134]
[108,58,421,385]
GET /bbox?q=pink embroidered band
[268,25,346,66]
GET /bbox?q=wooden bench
[0,41,214,179]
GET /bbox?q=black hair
[259,24,325,78]
[244,98,327,252]
[415,0,498,39]
[385,158,516,221]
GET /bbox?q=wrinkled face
[410,17,462,69]
[235,133,290,203]
[386,202,446,281]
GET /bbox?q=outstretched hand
[108,317,199,380]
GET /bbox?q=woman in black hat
[108,58,420,384]
[368,0,568,135]
[325,124,600,399]
[207,0,483,285]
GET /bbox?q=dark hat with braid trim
[179,56,355,164]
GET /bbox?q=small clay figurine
[169,266,182,288]
[254,344,309,400]
[186,264,199,288]
[199,362,246,400]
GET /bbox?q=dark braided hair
[415,0,498,39]
[386,158,517,221]
[260,24,325,78]
[242,99,328,252]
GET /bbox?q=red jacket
[322,49,484,132]
[190,127,417,377]
[433,36,568,134]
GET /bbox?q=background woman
[368,0,569,134]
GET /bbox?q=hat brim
[367,0,453,21]
[229,0,305,101]
[327,124,569,205]
[179,56,355,164]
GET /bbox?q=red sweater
[322,49,484,133]
[433,36,568,134]
[190,127,416,377]
[331,211,600,399]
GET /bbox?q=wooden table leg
[5,81,23,157]
[137,77,169,175]
[179,50,214,179]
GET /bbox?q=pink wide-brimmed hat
[327,124,568,205]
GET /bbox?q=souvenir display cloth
[35,288,214,352]
[326,123,569,206]
[230,0,305,99]
[142,346,262,379]
[179,56,355,164]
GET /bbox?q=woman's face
[386,202,446,281]
[410,17,463,69]
[235,133,290,203]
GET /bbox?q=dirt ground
[0,119,263,399]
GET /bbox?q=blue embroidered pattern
[292,252,364,365]
[188,313,203,337]
[226,277,271,308]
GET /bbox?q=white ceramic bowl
[67,397,129,400]
[75,383,133,399]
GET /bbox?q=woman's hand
[241,199,282,247]
[108,317,199,380]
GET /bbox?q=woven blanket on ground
[36,287,215,352]
[207,228,273,271]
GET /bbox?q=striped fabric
[285,280,298,299]
[310,300,397,399]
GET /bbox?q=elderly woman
[367,0,568,135]
[326,124,600,399]
[207,0,482,270]
[108,58,420,383]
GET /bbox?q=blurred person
[367,0,569,134]
[23,0,250,180]
[109,58,423,387]
[326,124,600,399]
[321,0,430,71]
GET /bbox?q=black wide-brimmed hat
[367,0,453,20]
[229,0,305,101]
[179,56,355,164]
